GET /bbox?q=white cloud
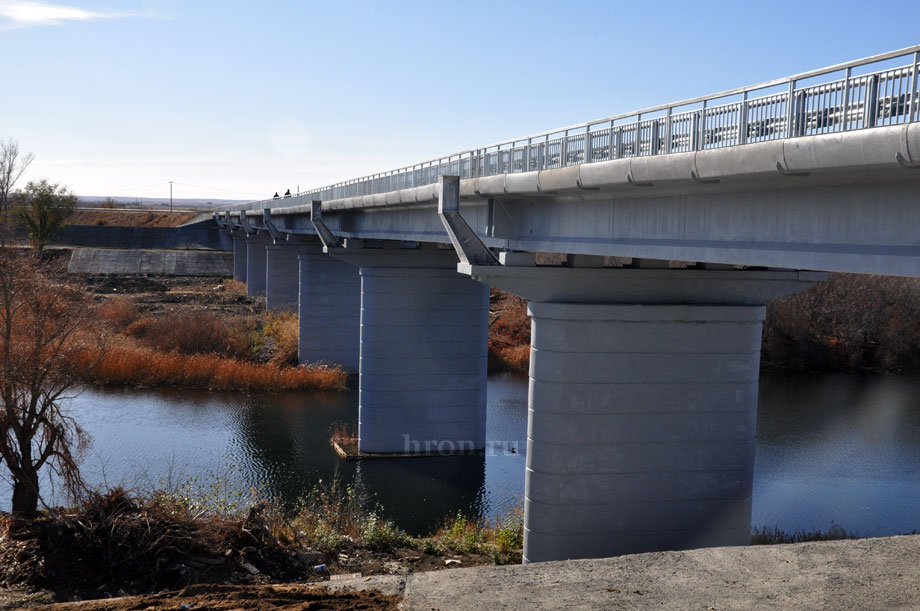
[0,1,148,29]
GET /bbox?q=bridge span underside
[220,108,920,562]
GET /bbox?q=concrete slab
[399,535,920,610]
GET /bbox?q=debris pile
[0,489,325,600]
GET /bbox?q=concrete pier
[266,240,317,312]
[245,233,272,297]
[525,301,762,561]
[297,249,361,371]
[460,265,819,562]
[232,232,247,282]
[328,245,489,454]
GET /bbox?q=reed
[78,339,346,392]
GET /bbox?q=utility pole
[169,181,173,212]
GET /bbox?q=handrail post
[841,67,852,131]
[785,80,796,138]
[738,92,748,145]
[585,125,592,163]
[561,130,569,167]
[864,74,879,128]
[635,113,642,156]
[664,107,673,154]
[910,51,920,122]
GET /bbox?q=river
[1,371,918,538]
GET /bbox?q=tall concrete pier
[462,264,819,562]
[297,247,361,371]
[232,232,247,282]
[327,244,489,454]
[265,240,318,312]
[245,233,272,297]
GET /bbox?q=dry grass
[97,296,141,330]
[79,338,346,392]
[124,312,252,359]
[424,507,523,563]
[223,279,248,297]
[258,312,300,367]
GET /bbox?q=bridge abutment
[245,233,272,297]
[461,265,820,562]
[266,240,318,312]
[329,245,489,454]
[297,250,361,372]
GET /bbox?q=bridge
[215,46,920,563]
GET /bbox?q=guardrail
[227,45,920,211]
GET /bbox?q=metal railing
[229,45,920,211]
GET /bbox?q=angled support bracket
[309,200,343,249]
[223,211,241,232]
[437,175,500,266]
[262,208,283,243]
[238,211,256,235]
[214,212,227,230]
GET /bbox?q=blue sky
[1,0,918,201]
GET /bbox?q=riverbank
[0,487,522,606]
[5,533,918,609]
[68,269,347,391]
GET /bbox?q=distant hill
[77,196,248,209]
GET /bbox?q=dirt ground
[69,210,200,228]
[5,584,399,610]
[81,273,262,317]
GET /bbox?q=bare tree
[0,139,35,222]
[13,179,76,254]
[0,250,103,515]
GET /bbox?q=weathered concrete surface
[68,248,232,276]
[394,535,920,610]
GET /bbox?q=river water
[1,372,918,537]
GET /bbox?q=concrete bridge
[216,46,920,563]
